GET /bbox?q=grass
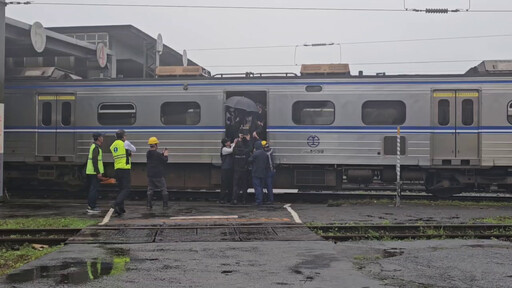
[0,217,98,229]
[327,199,512,208]
[0,217,97,276]
[0,244,62,276]
[353,254,382,261]
[470,216,512,224]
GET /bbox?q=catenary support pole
[395,126,401,207]
[0,0,5,200]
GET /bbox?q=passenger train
[4,60,512,197]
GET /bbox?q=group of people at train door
[219,129,276,206]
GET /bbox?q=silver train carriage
[4,61,512,196]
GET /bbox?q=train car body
[4,61,512,196]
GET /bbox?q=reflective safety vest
[87,256,130,280]
[110,140,131,170]
[86,143,104,174]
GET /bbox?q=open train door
[36,94,76,158]
[431,90,480,166]
[224,91,267,141]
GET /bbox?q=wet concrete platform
[2,239,512,287]
[2,199,512,287]
[2,198,512,225]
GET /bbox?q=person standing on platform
[146,137,169,209]
[262,140,275,204]
[248,141,269,206]
[232,130,251,205]
[220,137,237,204]
[86,132,104,213]
[110,129,136,216]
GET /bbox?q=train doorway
[431,90,480,165]
[224,91,267,141]
[36,94,76,157]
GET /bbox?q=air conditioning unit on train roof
[300,63,350,76]
[466,60,512,75]
[156,66,211,77]
[6,67,81,80]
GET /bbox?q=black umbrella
[225,96,259,112]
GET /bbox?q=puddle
[382,248,405,258]
[6,248,131,285]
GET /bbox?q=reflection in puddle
[382,248,405,258]
[6,248,130,284]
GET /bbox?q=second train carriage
[4,61,512,196]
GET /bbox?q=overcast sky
[6,0,512,75]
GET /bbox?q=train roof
[6,60,512,83]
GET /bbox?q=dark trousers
[253,176,265,205]
[147,177,168,196]
[86,174,100,209]
[265,170,275,203]
[220,169,233,202]
[113,169,131,211]
[232,170,248,203]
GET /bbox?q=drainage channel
[67,224,323,244]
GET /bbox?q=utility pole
[0,0,5,200]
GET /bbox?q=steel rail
[309,224,512,241]
[9,188,512,203]
[0,228,82,244]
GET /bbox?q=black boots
[163,193,169,208]
[147,192,153,209]
[147,192,168,209]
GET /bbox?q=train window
[161,102,201,125]
[61,102,72,126]
[97,103,136,125]
[362,101,406,125]
[461,99,474,126]
[305,85,323,92]
[508,101,512,124]
[42,102,52,126]
[292,101,334,125]
[438,100,450,126]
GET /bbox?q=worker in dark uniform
[249,141,269,206]
[146,137,169,209]
[86,132,104,213]
[220,137,237,204]
[109,129,136,216]
[232,130,251,205]
[262,140,275,204]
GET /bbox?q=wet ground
[1,198,512,287]
[2,198,511,224]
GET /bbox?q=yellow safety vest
[86,143,104,174]
[110,140,131,170]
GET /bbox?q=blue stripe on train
[4,125,512,134]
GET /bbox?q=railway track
[2,224,512,245]
[0,228,82,245]
[7,188,512,203]
[308,224,512,241]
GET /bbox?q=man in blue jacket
[249,141,269,206]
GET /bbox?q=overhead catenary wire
[14,1,512,13]
[186,34,512,51]
[202,59,484,68]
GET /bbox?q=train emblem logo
[307,135,320,148]
[113,147,118,153]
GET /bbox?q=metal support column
[0,0,6,200]
[395,126,401,207]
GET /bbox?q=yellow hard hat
[148,137,159,145]
[261,141,267,147]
